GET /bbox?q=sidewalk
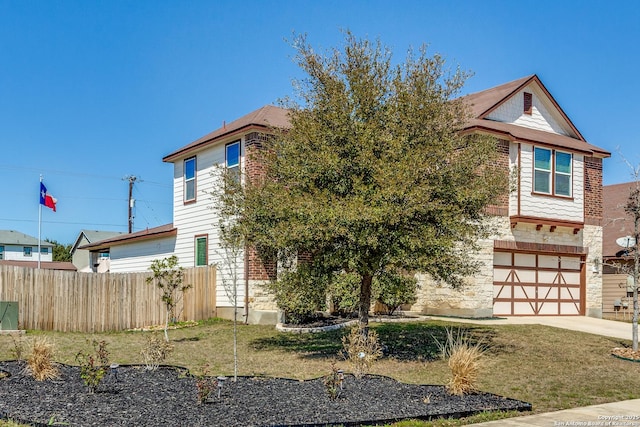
[467,399,640,426]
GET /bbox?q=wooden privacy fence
[0,265,216,332]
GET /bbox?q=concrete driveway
[429,315,635,341]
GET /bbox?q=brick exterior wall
[484,139,510,216]
[584,156,603,226]
[245,131,277,281]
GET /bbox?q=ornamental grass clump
[341,326,382,378]
[436,327,486,396]
[27,336,59,381]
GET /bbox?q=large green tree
[239,32,507,328]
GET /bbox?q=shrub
[328,272,360,316]
[75,339,110,393]
[265,265,328,324]
[436,327,485,396]
[341,326,382,378]
[9,334,28,363]
[27,336,59,381]
[372,270,418,315]
[141,333,174,371]
[323,361,345,400]
[195,365,218,404]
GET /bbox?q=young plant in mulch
[323,361,345,400]
[9,334,28,366]
[141,333,174,370]
[195,365,219,404]
[26,336,59,381]
[146,255,192,343]
[436,327,486,396]
[75,339,110,393]
[341,325,382,378]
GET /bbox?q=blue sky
[1,0,639,245]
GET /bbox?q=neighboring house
[79,224,177,273]
[0,230,54,263]
[70,230,126,272]
[85,75,610,323]
[601,182,636,318]
[412,75,609,318]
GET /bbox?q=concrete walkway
[429,315,640,426]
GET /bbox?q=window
[24,247,32,257]
[41,247,48,254]
[226,141,240,182]
[195,235,208,267]
[184,157,196,202]
[533,147,572,197]
[0,246,3,260]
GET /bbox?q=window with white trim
[226,141,240,182]
[24,247,32,257]
[533,147,572,197]
[0,246,3,260]
[184,157,196,202]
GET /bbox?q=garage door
[493,251,584,316]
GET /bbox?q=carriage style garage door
[493,250,585,316]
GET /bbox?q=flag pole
[38,175,42,269]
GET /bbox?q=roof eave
[462,125,611,158]
[162,123,274,163]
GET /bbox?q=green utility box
[0,301,18,330]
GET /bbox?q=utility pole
[123,175,141,233]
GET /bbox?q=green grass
[1,318,640,427]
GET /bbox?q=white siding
[487,86,577,138]
[518,144,584,221]
[172,139,245,307]
[108,236,177,273]
[0,244,53,262]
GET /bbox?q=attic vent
[523,92,533,115]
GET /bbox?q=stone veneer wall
[411,217,603,318]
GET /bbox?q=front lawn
[1,318,639,426]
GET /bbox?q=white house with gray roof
[0,230,53,262]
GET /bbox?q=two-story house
[413,75,609,318]
[84,75,610,322]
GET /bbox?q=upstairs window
[184,157,196,202]
[226,141,241,182]
[533,147,572,197]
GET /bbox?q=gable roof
[71,230,126,254]
[79,223,177,251]
[163,105,290,163]
[0,230,54,247]
[603,182,636,258]
[461,74,610,158]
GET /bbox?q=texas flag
[40,182,57,212]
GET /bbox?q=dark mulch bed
[0,361,531,427]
